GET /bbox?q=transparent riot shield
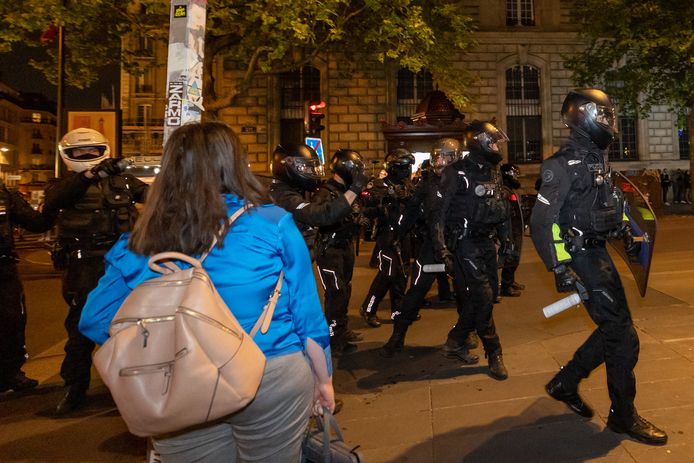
[609,171,657,297]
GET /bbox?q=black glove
[90,157,127,178]
[436,248,455,274]
[553,264,580,293]
[621,224,642,263]
[349,169,369,194]
[498,241,520,267]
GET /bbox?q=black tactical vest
[58,175,139,247]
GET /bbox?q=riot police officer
[359,148,415,327]
[269,144,367,354]
[44,128,148,414]
[431,121,513,380]
[314,149,369,354]
[531,89,667,445]
[0,182,54,393]
[499,163,524,297]
[381,138,463,357]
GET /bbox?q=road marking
[663,337,694,343]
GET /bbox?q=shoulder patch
[542,169,555,184]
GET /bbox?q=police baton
[542,281,588,318]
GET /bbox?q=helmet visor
[65,146,107,160]
[291,157,324,177]
[584,102,619,134]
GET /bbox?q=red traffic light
[308,101,326,113]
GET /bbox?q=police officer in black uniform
[269,144,368,354]
[380,138,464,357]
[499,163,524,297]
[359,148,415,328]
[0,182,54,393]
[314,149,369,353]
[531,88,667,445]
[44,128,148,414]
[431,121,513,380]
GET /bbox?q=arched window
[397,68,433,123]
[278,66,320,145]
[505,65,542,163]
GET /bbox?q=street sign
[305,137,324,164]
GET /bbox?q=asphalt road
[2,210,694,462]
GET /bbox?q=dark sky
[0,43,118,110]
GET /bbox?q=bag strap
[249,271,283,337]
[200,203,253,264]
[314,408,348,463]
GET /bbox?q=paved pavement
[2,211,694,462]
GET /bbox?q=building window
[397,68,433,123]
[505,65,542,163]
[507,0,535,26]
[31,112,42,123]
[135,69,154,94]
[279,66,320,145]
[679,125,690,160]
[32,129,42,139]
[607,116,638,161]
[135,104,152,127]
[31,143,42,154]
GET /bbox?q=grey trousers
[153,351,313,463]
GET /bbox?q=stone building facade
[120,0,690,181]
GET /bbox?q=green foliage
[565,0,694,119]
[0,0,476,113]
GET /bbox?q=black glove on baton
[553,264,581,293]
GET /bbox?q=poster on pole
[163,0,207,144]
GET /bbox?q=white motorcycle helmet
[58,128,111,172]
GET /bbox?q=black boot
[463,332,479,349]
[607,412,668,445]
[499,286,521,297]
[360,309,381,328]
[0,371,39,393]
[442,338,479,364]
[55,386,87,416]
[545,375,594,418]
[380,324,409,358]
[487,352,508,380]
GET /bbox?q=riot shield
[609,171,657,297]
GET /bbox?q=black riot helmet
[431,137,462,175]
[330,148,365,187]
[500,163,521,189]
[385,148,415,183]
[464,121,509,165]
[271,143,324,191]
[561,88,618,150]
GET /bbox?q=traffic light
[306,101,326,137]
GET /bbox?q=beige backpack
[94,206,282,437]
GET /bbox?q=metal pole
[54,12,66,178]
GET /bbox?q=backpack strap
[200,203,254,263]
[249,271,283,337]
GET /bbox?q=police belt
[582,237,607,248]
[456,228,496,240]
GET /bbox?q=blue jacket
[79,194,331,371]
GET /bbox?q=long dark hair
[129,121,270,255]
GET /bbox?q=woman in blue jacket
[80,121,334,462]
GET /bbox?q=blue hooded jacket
[79,194,331,370]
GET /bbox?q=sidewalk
[1,215,693,462]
